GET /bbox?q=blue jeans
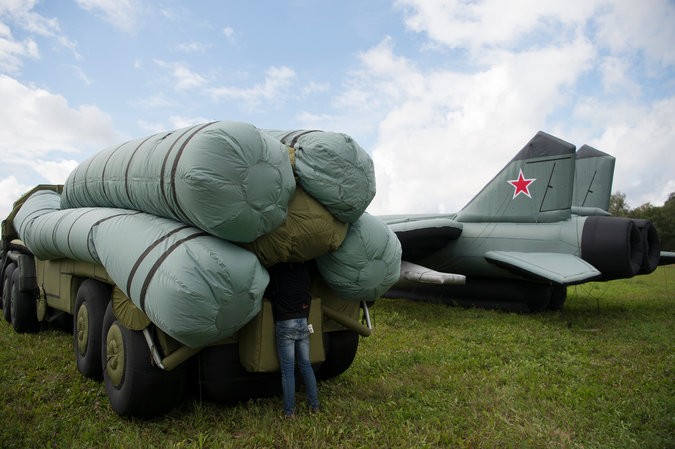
[275,318,319,415]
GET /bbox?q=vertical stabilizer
[573,145,615,212]
[456,131,576,223]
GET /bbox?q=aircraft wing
[383,216,463,261]
[660,251,675,266]
[485,251,601,284]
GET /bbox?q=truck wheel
[317,330,359,380]
[189,344,281,403]
[101,302,187,418]
[74,280,111,379]
[2,263,17,323]
[0,264,5,304]
[10,269,40,333]
[524,284,551,313]
[548,285,567,311]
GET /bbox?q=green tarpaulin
[263,129,376,223]
[15,190,267,347]
[317,213,402,299]
[11,121,402,347]
[61,121,296,243]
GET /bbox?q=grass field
[0,266,672,449]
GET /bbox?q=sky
[1,0,674,220]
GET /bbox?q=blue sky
[1,0,674,219]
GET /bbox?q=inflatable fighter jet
[382,131,675,312]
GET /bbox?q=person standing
[265,261,320,417]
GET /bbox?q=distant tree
[620,192,675,251]
[609,192,630,217]
[652,193,675,251]
[629,202,659,221]
[624,192,675,251]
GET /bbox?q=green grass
[1,266,673,449]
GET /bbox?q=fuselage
[418,217,586,280]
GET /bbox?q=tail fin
[456,131,576,223]
[572,145,615,212]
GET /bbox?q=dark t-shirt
[265,262,311,321]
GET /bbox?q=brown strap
[139,230,208,313]
[125,224,192,297]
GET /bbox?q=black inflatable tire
[74,280,111,379]
[0,263,5,302]
[101,302,186,418]
[548,285,567,311]
[189,344,281,403]
[524,284,552,313]
[317,330,359,380]
[2,263,17,323]
[10,269,40,333]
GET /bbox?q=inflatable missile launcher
[0,121,402,418]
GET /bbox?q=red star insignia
[507,169,535,199]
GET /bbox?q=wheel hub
[76,303,89,356]
[105,323,125,388]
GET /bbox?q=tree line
[609,192,675,251]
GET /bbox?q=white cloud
[599,56,641,98]
[223,26,236,43]
[137,119,167,134]
[396,0,597,51]
[168,115,212,129]
[71,65,93,86]
[0,0,62,37]
[0,0,77,73]
[588,98,675,208]
[175,41,211,53]
[0,176,31,219]
[209,66,297,109]
[2,0,672,222]
[0,24,39,73]
[594,0,675,66]
[154,60,208,91]
[0,75,117,156]
[137,115,212,135]
[396,0,675,67]
[352,0,675,214]
[295,111,334,128]
[75,0,141,33]
[302,81,330,97]
[131,92,174,110]
[32,159,80,184]
[351,37,596,214]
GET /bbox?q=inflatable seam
[159,124,204,217]
[16,207,53,237]
[290,130,320,147]
[101,142,127,205]
[124,134,156,206]
[139,230,208,312]
[87,211,142,265]
[169,122,217,223]
[126,224,192,297]
[66,209,98,260]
